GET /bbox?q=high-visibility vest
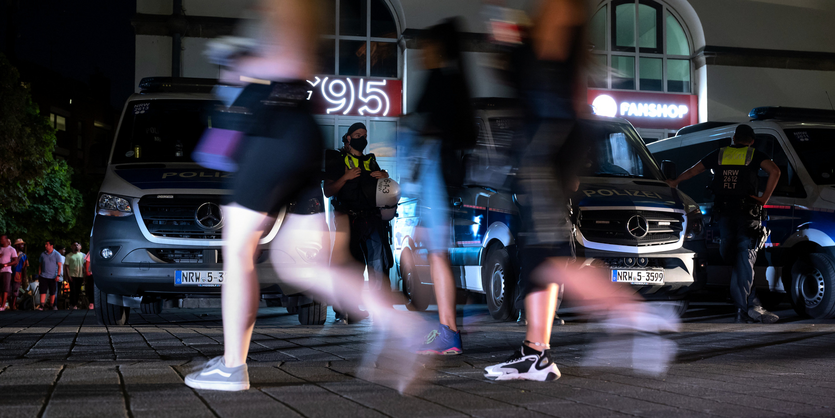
[710,146,759,198]
[343,153,375,171]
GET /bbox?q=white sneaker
[484,346,561,382]
[184,357,250,391]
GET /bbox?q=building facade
[131,0,835,174]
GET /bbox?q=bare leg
[221,204,270,368]
[428,252,457,332]
[0,292,7,308]
[524,283,558,347]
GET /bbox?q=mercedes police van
[393,99,701,320]
[648,107,835,319]
[91,77,330,326]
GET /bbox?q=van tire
[140,299,163,315]
[483,246,517,321]
[789,253,835,319]
[94,283,130,326]
[401,249,430,312]
[298,301,327,325]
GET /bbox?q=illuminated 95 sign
[306,76,403,117]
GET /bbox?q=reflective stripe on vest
[718,146,755,166]
[344,154,373,171]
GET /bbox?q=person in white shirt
[0,234,19,311]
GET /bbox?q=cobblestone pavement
[1,303,835,418]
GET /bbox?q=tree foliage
[0,53,85,268]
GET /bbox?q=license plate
[611,269,664,285]
[175,270,225,287]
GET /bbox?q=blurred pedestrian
[84,251,94,309]
[185,0,422,392]
[405,18,476,356]
[11,239,28,310]
[0,234,19,311]
[324,123,392,323]
[65,241,86,310]
[38,240,62,311]
[483,0,677,382]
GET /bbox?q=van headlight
[97,194,133,217]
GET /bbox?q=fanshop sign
[306,76,402,117]
[588,89,698,130]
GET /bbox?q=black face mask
[350,136,368,152]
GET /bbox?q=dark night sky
[1,0,137,110]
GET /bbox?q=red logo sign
[588,89,698,130]
[306,76,402,117]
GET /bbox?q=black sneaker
[484,345,561,381]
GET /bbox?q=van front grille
[578,209,684,247]
[151,249,205,264]
[138,196,223,239]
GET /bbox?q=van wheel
[483,246,517,321]
[789,253,835,319]
[401,249,430,312]
[93,283,130,326]
[140,298,163,314]
[298,301,327,325]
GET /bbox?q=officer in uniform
[324,123,393,323]
[667,124,781,323]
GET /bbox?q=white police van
[91,77,330,326]
[393,99,701,320]
[648,107,835,319]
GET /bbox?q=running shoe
[484,345,561,381]
[184,356,250,391]
[417,324,462,355]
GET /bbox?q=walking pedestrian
[403,18,476,356]
[65,241,86,310]
[11,239,28,310]
[0,234,19,311]
[324,122,392,323]
[38,240,62,311]
[185,0,422,392]
[483,0,677,382]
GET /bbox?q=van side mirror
[661,160,677,180]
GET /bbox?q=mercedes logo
[626,215,650,238]
[195,202,224,230]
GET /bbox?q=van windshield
[111,100,217,165]
[577,120,664,180]
[785,128,835,185]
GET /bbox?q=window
[589,0,692,93]
[319,0,399,78]
[785,128,835,186]
[654,138,731,203]
[754,134,806,198]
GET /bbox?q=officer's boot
[735,309,755,324]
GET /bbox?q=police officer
[324,123,392,323]
[667,124,781,323]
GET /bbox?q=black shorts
[226,83,324,213]
[38,276,58,296]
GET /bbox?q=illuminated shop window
[589,0,692,93]
[319,0,400,78]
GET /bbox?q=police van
[393,99,701,320]
[648,107,835,319]
[91,77,330,326]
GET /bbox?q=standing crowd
[0,235,93,311]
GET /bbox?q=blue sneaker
[417,324,462,355]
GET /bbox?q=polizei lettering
[161,172,232,179]
[722,169,739,189]
[582,189,664,199]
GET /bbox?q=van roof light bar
[749,106,835,122]
[138,77,220,93]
